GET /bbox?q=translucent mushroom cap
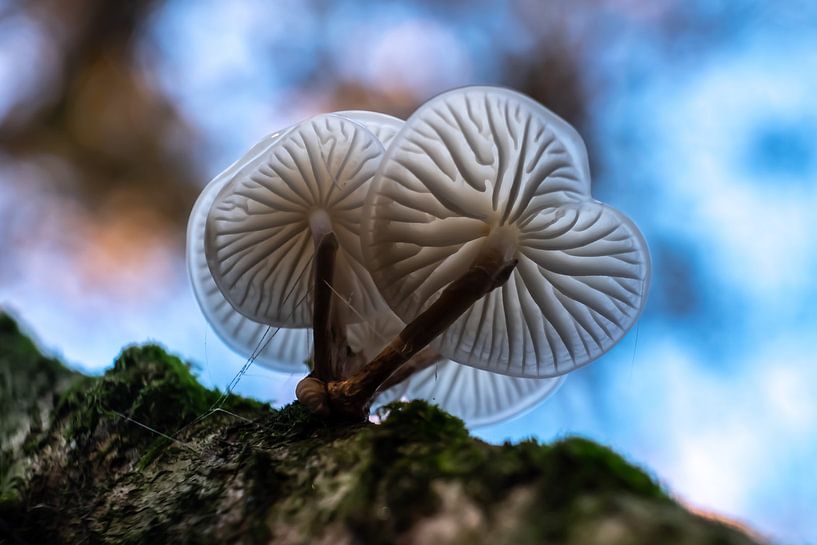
[187,130,311,372]
[205,113,387,328]
[347,311,563,427]
[188,112,400,371]
[363,86,651,378]
[376,361,564,427]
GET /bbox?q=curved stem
[325,244,517,418]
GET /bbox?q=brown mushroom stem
[309,231,348,383]
[323,243,518,419]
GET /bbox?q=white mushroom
[190,91,648,421]
[361,86,650,378]
[195,112,400,384]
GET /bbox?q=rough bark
[0,312,764,545]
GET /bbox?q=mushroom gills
[188,111,401,374]
[362,86,651,378]
[187,128,312,373]
[205,113,387,328]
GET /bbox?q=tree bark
[0,312,764,545]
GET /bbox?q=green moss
[546,437,668,502]
[376,400,471,442]
[52,342,272,471]
[511,437,670,543]
[327,401,673,545]
[0,449,24,507]
[332,402,477,542]
[261,401,334,441]
[0,313,62,386]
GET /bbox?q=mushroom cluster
[187,86,650,424]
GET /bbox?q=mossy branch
[0,312,763,545]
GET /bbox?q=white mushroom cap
[206,113,388,328]
[347,310,563,427]
[188,112,401,371]
[187,130,311,372]
[362,86,650,378]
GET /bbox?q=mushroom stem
[311,233,345,380]
[296,226,351,415]
[324,241,518,418]
[310,230,348,382]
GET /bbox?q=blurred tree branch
[0,0,199,236]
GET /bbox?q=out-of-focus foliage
[0,0,200,302]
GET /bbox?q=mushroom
[203,112,397,386]
[340,111,565,425]
[322,86,649,417]
[188,112,402,374]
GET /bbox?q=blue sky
[1,1,816,543]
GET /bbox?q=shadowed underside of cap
[363,86,650,378]
[205,114,386,328]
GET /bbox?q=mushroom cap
[362,86,650,378]
[375,361,564,427]
[188,112,401,372]
[205,113,387,328]
[187,130,315,372]
[347,310,563,427]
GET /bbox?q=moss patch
[324,401,671,545]
[57,343,268,454]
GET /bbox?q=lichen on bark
[0,312,763,545]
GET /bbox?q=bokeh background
[1,1,815,543]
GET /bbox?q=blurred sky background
[1,0,816,543]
